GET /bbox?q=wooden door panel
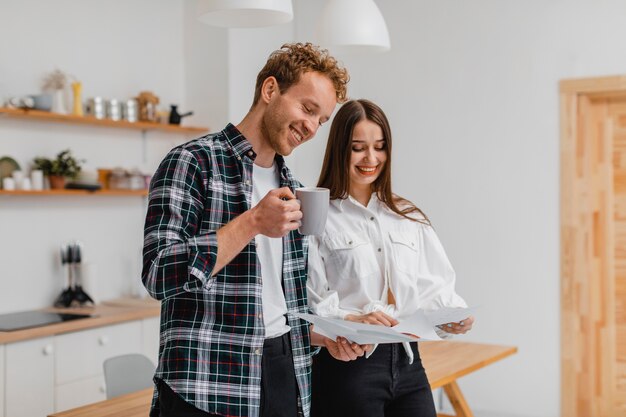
[562,79,626,417]
[609,102,626,417]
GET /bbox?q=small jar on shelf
[108,168,130,190]
[128,168,146,190]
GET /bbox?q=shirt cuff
[185,231,218,290]
[363,302,397,317]
[311,293,354,319]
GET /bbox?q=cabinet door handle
[98,335,110,346]
[43,344,54,355]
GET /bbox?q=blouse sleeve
[306,235,354,319]
[416,225,468,339]
[417,224,468,311]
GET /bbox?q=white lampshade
[197,0,293,28]
[316,0,391,54]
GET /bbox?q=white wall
[0,0,203,313]
[227,25,295,123]
[183,0,229,131]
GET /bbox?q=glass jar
[108,168,129,190]
[128,168,145,190]
[106,99,122,121]
[86,97,105,119]
[123,99,138,122]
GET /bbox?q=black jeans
[311,342,436,417]
[156,332,299,417]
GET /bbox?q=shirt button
[236,155,241,160]
[377,248,382,252]
[370,216,375,221]
[247,151,254,157]
[348,241,353,245]
[255,349,262,355]
[245,180,251,186]
[258,313,263,320]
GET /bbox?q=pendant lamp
[197,0,293,28]
[316,0,391,53]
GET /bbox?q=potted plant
[33,149,83,189]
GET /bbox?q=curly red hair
[252,42,349,106]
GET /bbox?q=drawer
[56,375,106,412]
[55,321,142,384]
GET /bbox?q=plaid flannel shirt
[142,123,313,417]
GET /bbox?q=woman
[307,99,474,417]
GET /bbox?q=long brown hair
[317,99,430,224]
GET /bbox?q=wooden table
[49,341,516,417]
[420,341,517,417]
[48,388,152,417]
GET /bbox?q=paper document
[421,306,478,326]
[293,313,416,344]
[393,306,475,340]
[393,310,442,341]
[293,306,476,344]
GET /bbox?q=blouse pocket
[323,233,379,280]
[388,230,419,275]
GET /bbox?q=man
[142,43,365,417]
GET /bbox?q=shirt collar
[223,123,298,188]
[222,123,255,160]
[333,192,379,212]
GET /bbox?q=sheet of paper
[422,306,478,326]
[305,315,357,341]
[293,313,416,344]
[393,310,442,341]
[294,306,478,344]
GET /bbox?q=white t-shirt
[252,162,290,338]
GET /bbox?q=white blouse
[307,193,467,328]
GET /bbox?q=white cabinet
[2,317,156,415]
[5,337,55,417]
[0,344,4,417]
[55,321,142,384]
[54,321,142,412]
[142,317,160,365]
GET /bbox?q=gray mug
[295,187,330,236]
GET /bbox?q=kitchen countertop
[0,297,160,344]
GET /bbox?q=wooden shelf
[0,189,148,196]
[0,107,208,134]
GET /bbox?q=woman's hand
[439,316,474,334]
[309,324,372,361]
[344,311,399,327]
[324,337,372,362]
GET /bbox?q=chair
[103,353,155,399]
